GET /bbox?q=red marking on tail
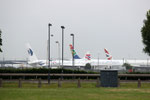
[104,48,109,54]
[69,44,74,49]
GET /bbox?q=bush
[0,68,98,79]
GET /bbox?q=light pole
[56,41,60,68]
[61,26,65,79]
[98,53,100,69]
[48,23,52,84]
[147,58,149,67]
[70,34,74,69]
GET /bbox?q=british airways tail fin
[69,44,81,59]
[26,43,38,62]
[104,48,112,60]
[84,51,91,60]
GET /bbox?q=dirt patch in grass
[108,88,150,93]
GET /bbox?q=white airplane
[74,48,122,66]
[63,47,150,69]
[61,44,91,67]
[26,43,63,68]
[104,48,112,60]
[64,45,123,68]
[26,43,47,67]
[26,43,91,68]
[73,47,148,70]
[26,43,150,69]
[100,48,150,67]
[65,45,124,68]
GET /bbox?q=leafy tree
[85,63,91,69]
[141,10,150,56]
[0,30,2,52]
[123,63,132,70]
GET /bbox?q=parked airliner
[26,43,48,67]
[26,43,150,69]
[26,43,90,68]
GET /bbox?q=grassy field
[0,82,150,100]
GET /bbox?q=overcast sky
[0,0,150,60]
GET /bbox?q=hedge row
[0,68,98,79]
[0,67,97,74]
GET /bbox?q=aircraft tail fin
[84,51,91,60]
[104,48,112,60]
[26,43,38,62]
[69,44,81,59]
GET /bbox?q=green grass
[0,82,150,100]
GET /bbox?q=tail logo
[104,48,112,60]
[69,44,80,59]
[28,48,33,56]
[85,54,91,60]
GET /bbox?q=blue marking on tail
[28,48,33,56]
[74,54,80,59]
[39,61,45,66]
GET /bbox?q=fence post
[138,78,141,88]
[86,76,88,80]
[18,78,22,88]
[58,78,61,88]
[10,76,12,80]
[0,78,2,88]
[38,78,42,88]
[77,78,81,88]
[118,78,120,87]
[96,77,100,87]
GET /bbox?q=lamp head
[61,26,65,29]
[48,23,52,26]
[70,34,74,36]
